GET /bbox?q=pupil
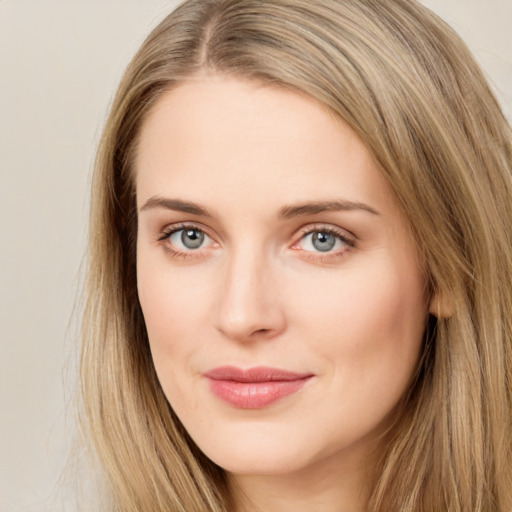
[182,229,204,249]
[312,232,336,252]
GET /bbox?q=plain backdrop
[0,1,510,511]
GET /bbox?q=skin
[135,74,432,512]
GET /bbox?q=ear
[429,290,454,319]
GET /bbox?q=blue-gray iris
[182,229,204,249]
[312,232,336,252]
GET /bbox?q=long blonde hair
[81,1,512,510]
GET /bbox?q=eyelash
[157,223,215,259]
[294,224,356,260]
[157,223,356,261]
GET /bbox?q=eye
[171,228,206,249]
[295,227,355,255]
[304,231,338,252]
[159,225,215,253]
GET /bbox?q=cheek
[138,276,205,427]
[293,255,428,405]
[136,254,211,385]
[297,258,426,343]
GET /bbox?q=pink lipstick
[203,366,313,409]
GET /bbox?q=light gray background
[1,1,511,511]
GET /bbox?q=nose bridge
[214,241,285,341]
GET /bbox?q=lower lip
[206,377,312,409]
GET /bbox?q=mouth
[203,366,314,409]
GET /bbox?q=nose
[213,249,287,342]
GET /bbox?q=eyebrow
[139,196,380,217]
[279,200,380,218]
[139,196,213,217]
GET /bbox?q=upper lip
[203,366,314,383]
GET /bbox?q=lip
[203,366,314,409]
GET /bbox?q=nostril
[254,328,270,336]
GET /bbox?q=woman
[80,0,512,510]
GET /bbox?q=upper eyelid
[294,223,356,242]
[160,222,216,240]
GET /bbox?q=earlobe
[429,291,454,319]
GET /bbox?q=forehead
[134,75,393,217]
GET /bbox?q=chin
[208,449,313,476]
[192,422,339,477]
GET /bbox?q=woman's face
[136,75,429,478]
